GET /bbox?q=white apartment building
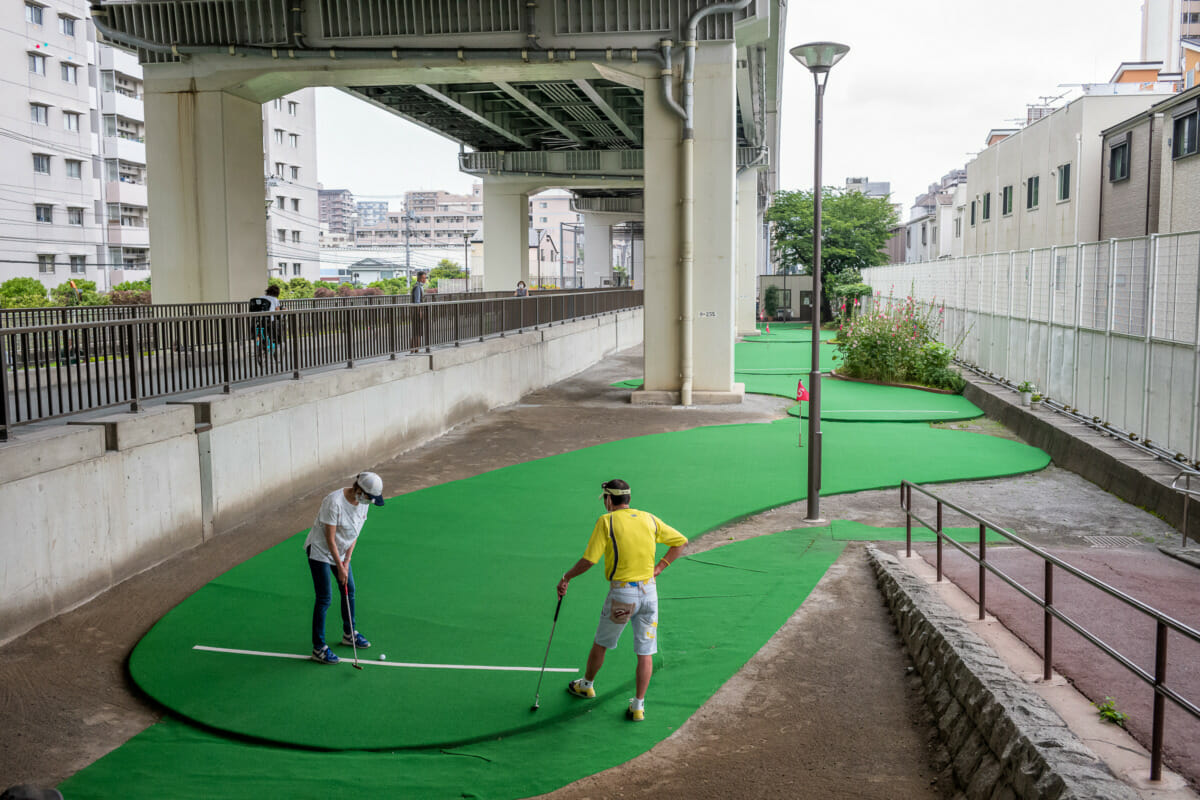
[264,89,320,282]
[529,190,581,255]
[98,43,149,281]
[1141,0,1200,70]
[3,1,106,289]
[962,90,1173,255]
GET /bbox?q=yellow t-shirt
[582,508,688,582]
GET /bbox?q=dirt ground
[0,343,1183,797]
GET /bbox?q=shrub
[313,285,335,298]
[109,290,151,305]
[51,280,108,306]
[111,279,151,293]
[0,277,49,308]
[835,292,963,392]
[764,285,780,319]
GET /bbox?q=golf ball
[379,654,386,661]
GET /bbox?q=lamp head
[789,41,850,74]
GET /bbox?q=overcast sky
[316,0,1145,213]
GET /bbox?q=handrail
[900,479,1200,783]
[0,289,642,440]
[1170,471,1200,547]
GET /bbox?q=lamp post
[790,41,849,524]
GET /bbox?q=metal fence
[0,289,642,440]
[862,231,1200,462]
[901,480,1200,782]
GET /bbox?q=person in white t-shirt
[303,471,385,664]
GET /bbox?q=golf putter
[344,589,362,670]
[531,594,564,711]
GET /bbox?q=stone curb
[1156,545,1200,570]
[867,545,1138,800]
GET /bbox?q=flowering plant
[834,290,964,392]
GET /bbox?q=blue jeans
[308,549,356,650]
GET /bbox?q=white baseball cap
[355,472,385,506]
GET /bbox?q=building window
[59,15,75,35]
[106,203,120,223]
[921,224,928,245]
[969,201,976,226]
[31,103,49,125]
[290,166,300,180]
[67,207,84,225]
[291,231,300,243]
[277,229,287,242]
[65,160,82,179]
[1109,141,1130,180]
[982,192,991,221]
[26,2,43,25]
[35,204,53,223]
[1026,176,1040,209]
[29,52,46,75]
[60,63,78,84]
[275,162,285,177]
[904,228,911,247]
[1001,185,1013,216]
[289,133,299,148]
[33,154,51,174]
[70,255,86,273]
[291,198,300,212]
[1173,110,1198,159]
[954,215,962,238]
[276,196,286,209]
[38,254,55,273]
[274,128,284,144]
[1057,163,1071,201]
[63,111,80,132]
[276,261,287,274]
[288,101,298,115]
[273,98,283,111]
[293,263,301,275]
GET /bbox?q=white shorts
[593,580,659,656]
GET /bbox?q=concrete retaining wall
[0,310,642,644]
[868,546,1137,800]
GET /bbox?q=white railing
[862,231,1200,461]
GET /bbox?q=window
[65,160,81,178]
[539,202,548,208]
[277,229,287,242]
[290,166,300,180]
[291,198,300,212]
[70,255,86,273]
[38,254,55,274]
[1173,109,1198,159]
[274,128,284,144]
[101,71,115,93]
[35,204,53,223]
[33,154,51,174]
[276,196,286,209]
[1001,185,1013,216]
[293,263,301,275]
[1110,140,1131,180]
[1057,163,1071,201]
[921,224,928,245]
[67,207,84,225]
[273,98,283,111]
[289,133,299,148]
[63,111,80,132]
[277,262,287,274]
[288,101,298,115]
[954,215,962,238]
[60,63,78,84]
[274,162,285,177]
[103,115,117,137]
[905,228,911,246]
[29,52,46,75]
[539,216,548,223]
[291,231,301,243]
[969,200,976,226]
[1026,176,1040,209]
[26,3,43,25]
[106,203,120,223]
[982,192,991,221]
[59,15,75,35]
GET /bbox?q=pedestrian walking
[410,271,428,352]
[304,471,385,664]
[557,479,688,721]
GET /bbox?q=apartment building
[529,191,580,248]
[264,89,320,281]
[1142,0,1200,71]
[318,188,356,235]
[404,184,483,244]
[4,1,107,288]
[356,200,388,228]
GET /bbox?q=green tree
[367,277,409,296]
[763,285,780,319]
[0,277,49,308]
[766,188,898,279]
[286,277,315,299]
[111,279,151,293]
[51,279,108,306]
[267,276,288,295]
[430,260,465,280]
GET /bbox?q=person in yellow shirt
[557,479,688,721]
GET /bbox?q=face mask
[356,490,370,505]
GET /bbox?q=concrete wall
[0,309,642,644]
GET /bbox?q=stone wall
[868,546,1138,800]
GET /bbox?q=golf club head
[352,663,363,670]
[530,702,539,712]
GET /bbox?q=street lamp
[790,40,849,524]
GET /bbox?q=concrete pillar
[582,212,613,288]
[736,167,762,337]
[635,43,739,403]
[482,179,531,292]
[143,88,269,303]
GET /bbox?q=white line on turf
[192,645,578,672]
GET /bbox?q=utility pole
[463,232,470,291]
[404,209,415,272]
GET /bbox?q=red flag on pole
[796,379,809,402]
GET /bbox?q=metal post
[1151,620,1167,781]
[805,70,826,523]
[220,317,232,394]
[1043,562,1054,682]
[290,313,301,379]
[904,483,912,558]
[978,522,987,620]
[935,500,943,582]
[1143,235,1158,440]
[0,332,11,442]
[1103,239,1117,423]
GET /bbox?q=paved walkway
[2,344,1196,797]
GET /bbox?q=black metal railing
[900,480,1200,782]
[0,289,641,439]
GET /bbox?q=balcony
[100,91,144,122]
[99,46,142,76]
[104,136,146,164]
[105,181,148,206]
[107,223,150,247]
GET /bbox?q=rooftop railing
[0,289,642,440]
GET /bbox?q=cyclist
[249,285,283,362]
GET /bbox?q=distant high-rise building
[844,177,891,198]
[319,189,356,235]
[264,89,320,282]
[356,200,388,228]
[1141,0,1200,70]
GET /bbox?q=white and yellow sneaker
[566,679,595,698]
